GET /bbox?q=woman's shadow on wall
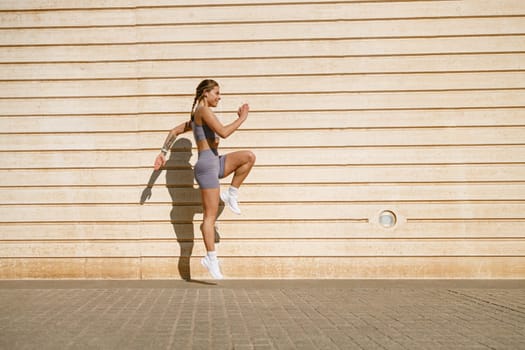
[140,138,223,282]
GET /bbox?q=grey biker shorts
[194,149,226,189]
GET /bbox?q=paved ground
[0,280,524,350]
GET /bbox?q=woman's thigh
[200,188,220,220]
[221,150,255,178]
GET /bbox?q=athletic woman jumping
[154,79,256,279]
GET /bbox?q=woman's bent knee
[246,151,256,164]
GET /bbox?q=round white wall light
[378,210,397,228]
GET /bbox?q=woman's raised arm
[201,103,249,139]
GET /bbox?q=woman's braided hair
[191,79,219,120]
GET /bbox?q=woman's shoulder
[194,105,214,120]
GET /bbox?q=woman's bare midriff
[196,138,218,153]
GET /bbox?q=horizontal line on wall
[2,69,524,83]
[1,104,522,113]
[3,106,525,119]
[5,124,525,135]
[2,181,525,189]
[2,163,522,170]
[0,218,370,226]
[3,200,525,207]
[408,218,525,223]
[2,237,525,244]
[2,33,525,48]
[3,143,525,153]
[185,106,525,113]
[0,0,483,14]
[240,125,525,131]
[1,147,524,157]
[1,217,523,226]
[2,162,525,171]
[3,87,525,100]
[1,218,523,225]
[4,51,525,65]
[145,124,525,132]
[0,33,520,44]
[0,0,459,12]
[10,181,525,187]
[3,255,524,260]
[1,13,524,30]
[2,162,525,170]
[9,0,466,7]
[2,126,525,133]
[0,33,525,53]
[127,161,525,167]
[143,14,525,26]
[0,218,371,225]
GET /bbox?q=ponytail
[190,96,198,121]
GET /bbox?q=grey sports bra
[192,120,217,142]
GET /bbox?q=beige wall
[1,0,524,279]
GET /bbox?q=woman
[154,79,256,279]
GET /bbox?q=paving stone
[0,280,524,349]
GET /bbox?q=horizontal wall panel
[0,241,141,258]
[1,239,524,258]
[214,109,525,130]
[3,72,525,98]
[1,256,523,279]
[4,146,525,169]
[0,0,139,11]
[2,127,524,151]
[0,115,143,132]
[2,1,525,27]
[144,239,525,258]
[203,127,525,148]
[119,54,525,77]
[2,90,525,115]
[2,183,525,204]
[5,0,428,11]
[2,109,524,133]
[135,2,525,25]
[0,8,135,28]
[1,0,524,16]
[2,36,525,63]
[0,168,145,186]
[0,62,138,80]
[135,18,525,42]
[0,223,142,240]
[0,256,522,279]
[1,203,524,223]
[154,221,525,240]
[3,146,525,168]
[3,54,524,81]
[135,72,525,95]
[2,18,525,46]
[151,36,525,60]
[0,257,141,279]
[143,256,525,279]
[2,80,141,98]
[2,165,523,187]
[2,221,525,241]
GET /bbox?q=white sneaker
[201,256,224,279]
[220,190,241,215]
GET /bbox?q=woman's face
[205,86,221,107]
